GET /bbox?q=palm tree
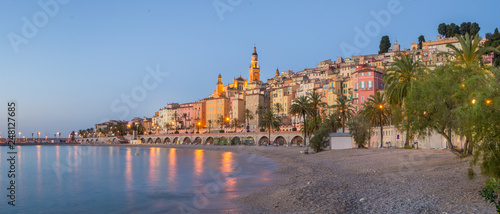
[308,91,327,130]
[290,96,311,146]
[255,105,265,120]
[384,52,424,147]
[208,120,213,133]
[360,91,390,147]
[244,108,254,132]
[440,33,499,68]
[172,112,179,132]
[260,109,281,145]
[231,118,239,132]
[326,112,342,133]
[217,114,225,130]
[194,117,201,133]
[332,95,355,133]
[182,113,188,133]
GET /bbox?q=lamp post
[197,122,201,133]
[18,131,21,143]
[37,132,40,143]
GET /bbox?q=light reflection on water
[0,146,276,213]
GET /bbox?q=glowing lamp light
[472,99,476,104]
[378,104,383,109]
[486,99,492,105]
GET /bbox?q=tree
[460,22,471,36]
[484,28,500,67]
[384,52,424,147]
[360,91,390,147]
[438,23,447,37]
[172,112,179,132]
[347,114,371,148]
[273,103,283,116]
[325,112,341,133]
[470,22,480,36]
[405,65,465,154]
[309,124,330,152]
[259,109,281,145]
[255,105,265,120]
[217,114,225,130]
[290,96,311,146]
[446,23,460,38]
[379,35,391,54]
[418,35,425,49]
[208,120,213,133]
[230,118,239,132]
[308,91,327,131]
[332,95,355,133]
[440,33,499,68]
[182,113,188,133]
[244,108,254,132]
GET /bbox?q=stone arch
[242,137,255,145]
[231,137,241,145]
[217,137,228,145]
[205,137,214,145]
[173,137,179,144]
[147,138,153,144]
[258,136,269,145]
[140,138,145,144]
[95,139,99,143]
[164,137,171,144]
[194,137,202,144]
[291,136,304,146]
[155,137,161,144]
[183,137,191,144]
[112,138,117,144]
[274,136,287,146]
[86,139,89,144]
[90,139,94,144]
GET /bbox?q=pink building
[352,67,385,111]
[176,103,195,129]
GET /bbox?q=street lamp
[197,122,201,133]
[37,132,40,143]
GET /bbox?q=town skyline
[1,0,500,137]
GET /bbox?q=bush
[347,114,371,148]
[292,127,297,131]
[219,130,224,133]
[480,178,500,213]
[310,125,330,153]
[174,131,179,134]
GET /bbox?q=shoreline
[77,143,494,213]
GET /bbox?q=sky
[0,0,499,138]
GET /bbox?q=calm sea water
[0,146,276,213]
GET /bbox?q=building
[176,103,195,129]
[245,88,268,130]
[352,67,385,111]
[193,100,206,129]
[249,46,260,83]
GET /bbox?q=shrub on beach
[310,124,330,152]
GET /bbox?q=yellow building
[269,85,298,125]
[206,97,230,130]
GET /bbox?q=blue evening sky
[0,0,498,138]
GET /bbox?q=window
[361,72,365,76]
[361,96,364,102]
[360,81,365,90]
[367,72,370,75]
[354,83,358,89]
[368,81,372,89]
